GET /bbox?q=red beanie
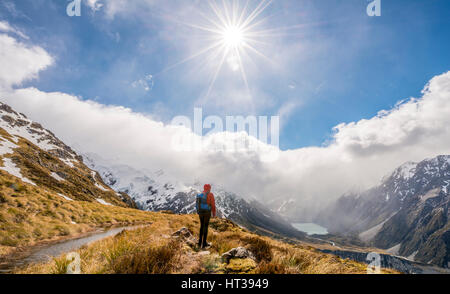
[204,184,211,191]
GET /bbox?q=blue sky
[1,0,450,150]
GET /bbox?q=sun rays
[158,0,303,102]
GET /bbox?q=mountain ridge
[318,155,450,268]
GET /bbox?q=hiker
[196,184,216,248]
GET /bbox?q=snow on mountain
[393,161,418,180]
[83,153,192,211]
[0,157,35,186]
[0,103,80,167]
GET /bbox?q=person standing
[196,184,216,248]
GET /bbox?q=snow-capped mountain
[318,155,450,268]
[0,103,80,168]
[0,102,135,207]
[83,152,306,239]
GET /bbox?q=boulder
[221,247,255,263]
[172,227,193,239]
[172,228,197,248]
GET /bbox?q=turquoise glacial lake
[292,223,328,235]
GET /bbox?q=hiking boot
[202,242,211,249]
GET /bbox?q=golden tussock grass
[0,172,156,256]
[18,215,399,274]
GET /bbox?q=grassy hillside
[0,171,156,258]
[18,214,398,274]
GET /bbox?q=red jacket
[205,192,216,217]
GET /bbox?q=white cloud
[131,75,154,92]
[333,76,450,152]
[0,20,28,39]
[0,30,53,89]
[86,0,104,12]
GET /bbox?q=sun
[222,25,245,49]
[159,0,291,100]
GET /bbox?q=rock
[225,258,257,273]
[0,103,16,114]
[172,228,198,249]
[185,239,196,247]
[221,247,255,264]
[172,227,193,240]
[1,115,14,125]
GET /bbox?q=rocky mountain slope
[83,153,306,240]
[318,156,450,268]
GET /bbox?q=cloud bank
[1,21,450,219]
